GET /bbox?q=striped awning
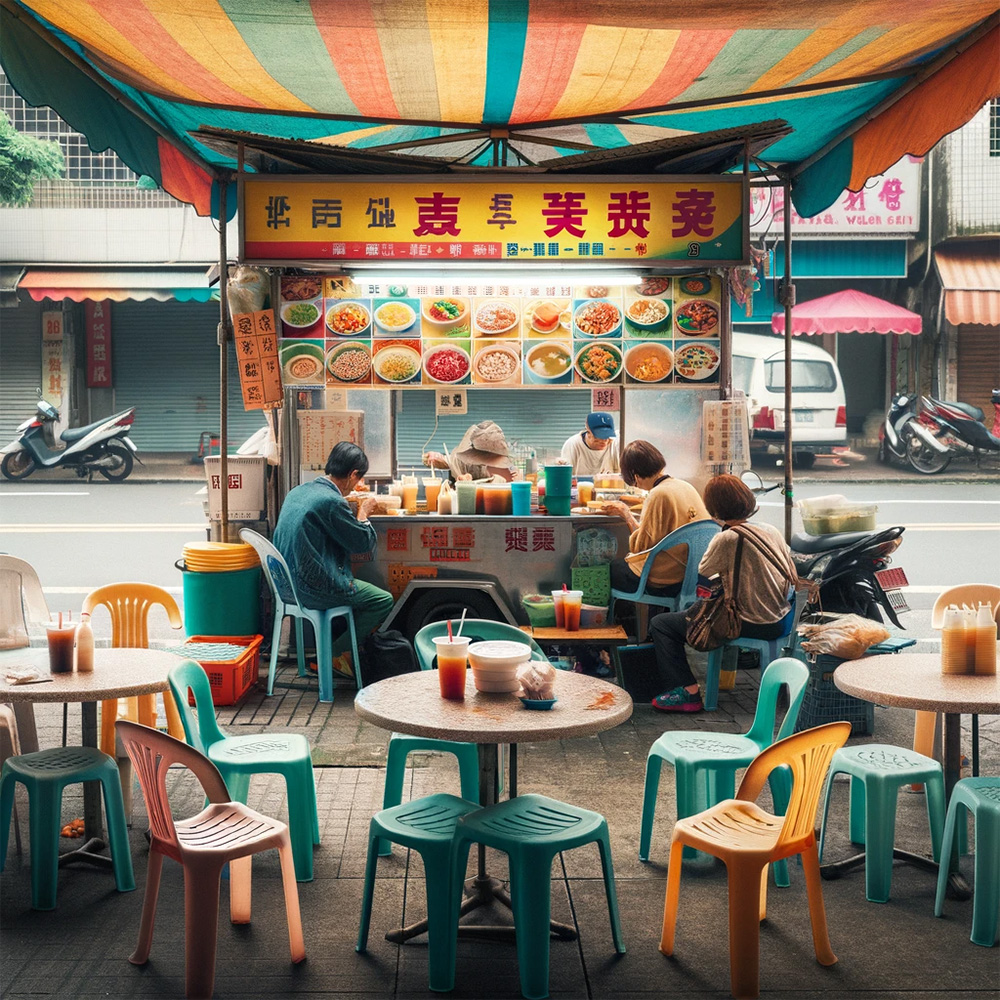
[2,2,997,220]
[935,243,1000,327]
[19,269,217,303]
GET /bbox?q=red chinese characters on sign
[413,192,461,237]
[420,526,449,549]
[85,300,113,388]
[542,191,588,238]
[210,474,244,490]
[386,528,409,552]
[452,527,475,548]
[607,191,650,238]
[531,527,555,552]
[671,189,717,238]
[419,525,476,561]
[505,527,528,553]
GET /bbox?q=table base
[820,848,972,900]
[57,836,114,870]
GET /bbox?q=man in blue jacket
[274,441,393,674]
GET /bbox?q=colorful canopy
[2,1,997,219]
[771,289,923,336]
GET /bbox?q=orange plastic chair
[117,720,305,1000]
[82,583,185,757]
[660,722,851,1000]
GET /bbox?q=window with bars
[990,99,1000,157]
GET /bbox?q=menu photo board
[277,274,722,390]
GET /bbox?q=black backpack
[360,629,419,685]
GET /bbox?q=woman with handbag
[648,474,797,712]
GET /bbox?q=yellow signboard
[242,175,746,266]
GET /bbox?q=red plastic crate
[181,635,264,706]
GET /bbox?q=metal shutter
[0,298,42,444]
[395,387,595,474]
[957,326,1000,419]
[112,300,265,451]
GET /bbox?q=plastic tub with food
[574,299,622,338]
[373,300,417,335]
[422,344,471,384]
[624,296,670,333]
[473,344,520,384]
[624,342,673,383]
[474,299,519,336]
[575,343,622,383]
[372,345,421,383]
[524,341,572,383]
[422,297,469,331]
[798,495,878,535]
[326,343,372,383]
[280,299,322,331]
[326,301,371,336]
[468,639,533,693]
[674,299,719,337]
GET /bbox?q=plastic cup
[544,464,573,496]
[551,590,567,628]
[47,624,76,673]
[475,485,486,514]
[482,484,512,515]
[433,635,470,699]
[577,481,594,505]
[546,495,572,517]
[455,481,478,515]
[511,480,532,516]
[423,478,441,510]
[402,482,419,513]
[562,590,584,631]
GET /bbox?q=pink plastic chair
[116,721,305,999]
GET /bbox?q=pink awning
[771,289,922,336]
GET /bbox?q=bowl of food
[524,341,572,383]
[280,344,324,384]
[674,299,719,337]
[574,300,622,338]
[280,299,322,330]
[326,343,372,382]
[679,275,713,297]
[280,276,322,301]
[637,276,671,297]
[625,296,670,333]
[624,342,673,383]
[326,301,371,336]
[422,297,469,330]
[372,345,421,383]
[526,299,569,335]
[474,344,520,383]
[474,299,519,336]
[423,344,471,384]
[373,300,416,334]
[575,342,622,383]
[673,342,721,381]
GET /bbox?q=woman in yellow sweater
[602,440,709,610]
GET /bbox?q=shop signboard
[84,300,112,388]
[41,310,64,407]
[277,273,723,390]
[232,308,283,410]
[242,175,747,266]
[297,410,364,470]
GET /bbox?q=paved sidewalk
[2,650,997,999]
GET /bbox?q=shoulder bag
[684,531,745,652]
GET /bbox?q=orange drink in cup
[577,481,594,505]
[563,590,584,631]
[401,476,419,513]
[423,478,441,510]
[46,624,76,673]
[551,590,566,628]
[433,635,470,699]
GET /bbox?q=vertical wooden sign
[233,309,283,410]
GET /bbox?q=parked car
[731,331,847,469]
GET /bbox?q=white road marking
[0,491,91,496]
[894,523,1000,531]
[0,523,204,533]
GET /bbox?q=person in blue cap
[560,411,620,477]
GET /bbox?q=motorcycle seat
[927,396,984,422]
[60,417,115,443]
[790,530,874,554]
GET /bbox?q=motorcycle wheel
[1,451,36,481]
[877,435,890,465]
[905,433,951,475]
[98,441,134,482]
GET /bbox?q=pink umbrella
[771,289,922,336]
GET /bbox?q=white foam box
[204,456,266,520]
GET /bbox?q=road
[1,480,997,619]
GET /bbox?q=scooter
[1,395,139,482]
[878,393,920,466]
[905,393,1000,474]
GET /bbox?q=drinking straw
[562,583,567,592]
[447,618,453,641]
[58,611,63,628]
[456,609,468,637]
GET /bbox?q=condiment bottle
[436,482,453,515]
[974,601,997,675]
[941,606,968,675]
[75,612,94,672]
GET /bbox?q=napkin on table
[4,668,48,685]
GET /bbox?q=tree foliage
[0,111,64,206]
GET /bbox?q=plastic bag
[797,614,890,659]
[227,265,269,318]
[517,661,556,700]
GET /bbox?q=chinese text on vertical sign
[85,300,112,388]
[233,309,284,410]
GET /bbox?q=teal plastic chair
[640,656,810,881]
[169,660,320,882]
[819,744,945,903]
[0,746,134,909]
[375,620,548,857]
[357,793,480,992]
[935,777,1000,947]
[450,794,625,1000]
[240,528,361,703]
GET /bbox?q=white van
[731,331,847,468]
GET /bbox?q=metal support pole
[217,176,231,539]
[781,177,795,542]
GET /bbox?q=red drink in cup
[46,624,76,673]
[433,636,471,699]
[551,591,566,628]
[563,590,584,631]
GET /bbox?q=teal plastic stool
[640,656,809,880]
[169,659,320,882]
[935,777,1000,947]
[0,746,135,910]
[357,793,480,993]
[819,744,946,903]
[450,794,625,1000]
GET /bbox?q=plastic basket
[571,564,611,607]
[173,635,264,707]
[793,653,874,736]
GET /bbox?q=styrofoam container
[468,639,532,693]
[580,604,609,628]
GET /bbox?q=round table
[355,669,632,942]
[0,646,183,867]
[834,650,999,895]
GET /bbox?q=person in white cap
[559,411,620,477]
[423,420,517,481]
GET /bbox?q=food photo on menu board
[325,340,373,386]
[422,339,472,386]
[372,339,422,385]
[472,338,521,386]
[278,275,324,337]
[279,339,325,385]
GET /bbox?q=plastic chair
[450,794,626,1000]
[935,776,1000,947]
[661,722,851,1000]
[116,721,305,999]
[357,793,480,992]
[819,744,945,903]
[82,583,186,757]
[239,528,361,703]
[609,519,720,640]
[0,745,134,909]
[640,656,810,881]
[168,660,320,882]
[0,705,22,857]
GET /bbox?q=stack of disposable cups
[543,463,573,517]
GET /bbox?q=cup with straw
[434,616,470,700]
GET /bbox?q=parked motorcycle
[878,392,920,466]
[1,394,139,482]
[903,392,1000,475]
